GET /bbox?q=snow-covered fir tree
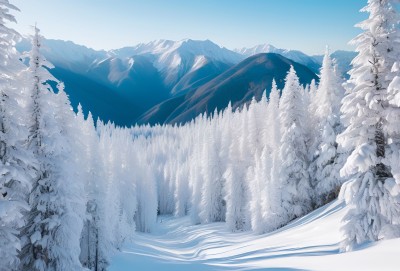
[0,2,34,270]
[200,121,225,223]
[224,107,248,231]
[384,62,400,238]
[78,109,111,271]
[264,80,285,232]
[189,128,203,224]
[337,0,400,252]
[248,146,271,234]
[279,66,313,225]
[309,48,345,207]
[19,26,85,271]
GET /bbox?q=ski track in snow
[110,200,400,271]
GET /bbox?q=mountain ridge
[16,38,353,126]
[137,53,319,125]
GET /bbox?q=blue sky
[12,0,366,55]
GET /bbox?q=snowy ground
[109,200,400,271]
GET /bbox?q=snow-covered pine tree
[306,79,319,154]
[112,128,137,248]
[0,2,35,270]
[309,48,345,207]
[19,26,85,271]
[383,61,400,238]
[78,109,96,269]
[248,146,271,234]
[80,119,115,271]
[337,0,400,252]
[264,80,286,232]
[246,96,271,234]
[131,134,158,233]
[279,66,312,224]
[189,118,205,224]
[200,121,225,223]
[224,110,248,231]
[174,136,190,217]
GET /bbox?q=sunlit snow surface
[110,200,400,271]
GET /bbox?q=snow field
[110,200,400,271]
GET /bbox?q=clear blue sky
[12,0,366,55]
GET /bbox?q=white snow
[236,43,320,70]
[109,199,400,271]
[111,39,243,72]
[235,43,280,56]
[107,57,135,84]
[190,55,208,72]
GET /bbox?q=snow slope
[109,199,400,271]
[111,39,243,88]
[112,39,243,71]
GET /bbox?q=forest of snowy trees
[1,0,400,270]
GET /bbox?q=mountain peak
[235,43,279,56]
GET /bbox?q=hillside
[109,199,400,271]
[137,53,319,125]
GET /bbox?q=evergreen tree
[189,124,204,225]
[19,26,85,271]
[309,48,345,207]
[264,80,285,232]
[200,122,225,223]
[337,0,400,252]
[384,61,400,237]
[0,1,34,270]
[224,111,247,231]
[248,147,271,234]
[78,110,110,271]
[279,66,312,224]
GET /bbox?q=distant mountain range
[16,38,356,126]
[137,53,319,125]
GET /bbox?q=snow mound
[109,200,400,270]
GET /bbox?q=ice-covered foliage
[0,2,35,270]
[19,27,86,271]
[309,48,345,207]
[337,0,400,252]
[279,66,312,223]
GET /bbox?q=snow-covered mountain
[110,39,244,88]
[16,38,107,73]
[18,38,242,93]
[17,38,242,125]
[16,38,355,126]
[236,43,321,73]
[137,53,319,125]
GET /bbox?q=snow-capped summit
[235,43,321,73]
[16,38,108,73]
[235,43,280,56]
[111,39,244,87]
[113,39,243,67]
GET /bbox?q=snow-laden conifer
[279,66,312,224]
[0,2,34,270]
[337,0,400,252]
[19,26,85,271]
[200,122,225,223]
[309,48,345,207]
[224,110,248,231]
